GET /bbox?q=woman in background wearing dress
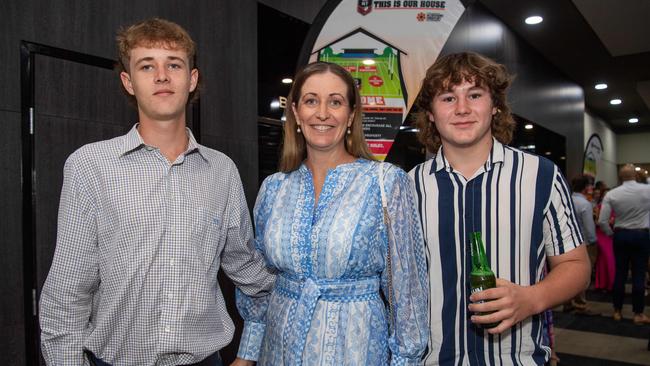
[594,186,615,291]
[233,62,429,365]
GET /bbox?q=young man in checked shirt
[39,18,275,366]
[409,52,591,365]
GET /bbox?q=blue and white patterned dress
[236,159,429,365]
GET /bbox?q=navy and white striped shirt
[409,139,583,366]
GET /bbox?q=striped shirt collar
[430,137,506,175]
[119,123,206,161]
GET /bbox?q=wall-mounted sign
[302,0,465,160]
[583,133,603,178]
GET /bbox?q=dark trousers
[612,229,650,314]
[86,351,222,366]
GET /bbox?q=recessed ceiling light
[545,151,551,155]
[594,83,607,90]
[635,167,641,171]
[270,100,280,109]
[609,99,622,105]
[560,156,566,160]
[524,124,533,130]
[282,78,293,84]
[629,117,639,123]
[525,16,543,25]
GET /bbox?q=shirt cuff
[391,354,420,366]
[236,321,266,361]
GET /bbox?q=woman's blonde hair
[414,52,515,153]
[279,62,374,172]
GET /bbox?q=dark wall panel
[259,0,328,23]
[34,56,135,124]
[0,2,34,112]
[0,111,24,363]
[196,1,258,206]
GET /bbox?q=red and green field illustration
[315,29,407,160]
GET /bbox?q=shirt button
[169,259,175,266]
[164,326,171,333]
[168,293,174,300]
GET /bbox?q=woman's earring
[297,125,301,133]
[347,127,351,135]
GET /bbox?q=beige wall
[617,132,650,165]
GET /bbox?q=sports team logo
[357,0,372,16]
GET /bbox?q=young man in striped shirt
[409,52,590,365]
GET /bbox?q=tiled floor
[552,287,650,365]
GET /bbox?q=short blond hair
[115,18,199,104]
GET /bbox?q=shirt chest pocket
[188,206,225,266]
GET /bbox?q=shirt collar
[572,192,587,200]
[429,137,505,175]
[119,123,207,161]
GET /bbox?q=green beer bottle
[469,231,499,328]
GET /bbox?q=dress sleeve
[380,165,429,366]
[234,175,278,361]
[39,152,100,365]
[543,167,584,256]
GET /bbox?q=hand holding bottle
[468,278,538,334]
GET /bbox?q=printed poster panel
[583,134,603,178]
[306,0,465,160]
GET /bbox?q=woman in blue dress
[233,62,428,365]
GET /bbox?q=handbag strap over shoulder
[378,162,395,332]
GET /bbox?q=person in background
[39,18,275,365]
[234,62,429,365]
[563,175,599,315]
[410,52,591,365]
[594,187,615,292]
[598,164,650,324]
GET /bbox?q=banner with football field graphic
[303,0,465,160]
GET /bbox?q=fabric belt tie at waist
[279,274,381,365]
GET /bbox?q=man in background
[598,164,650,324]
[564,175,599,315]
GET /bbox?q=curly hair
[279,62,374,172]
[115,18,199,105]
[414,52,515,153]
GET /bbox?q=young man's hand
[467,279,536,334]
